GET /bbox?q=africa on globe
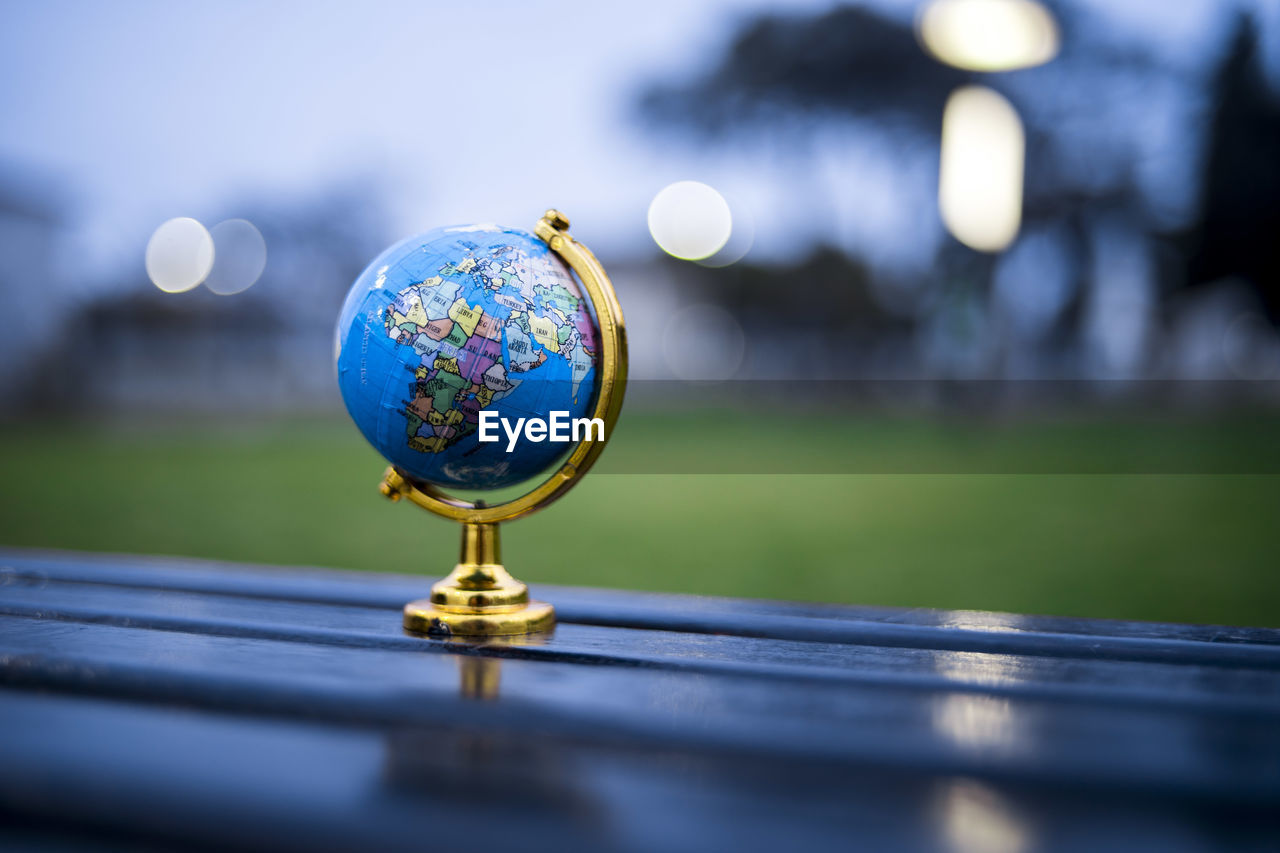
[335,224,599,490]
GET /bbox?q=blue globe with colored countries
[335,225,599,490]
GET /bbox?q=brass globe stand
[380,210,627,637]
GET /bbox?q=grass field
[1,411,1277,627]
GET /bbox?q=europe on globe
[335,225,599,490]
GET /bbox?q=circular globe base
[403,598,555,638]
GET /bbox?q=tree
[1184,14,1280,324]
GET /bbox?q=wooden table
[0,547,1277,851]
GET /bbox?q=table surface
[0,546,1277,852]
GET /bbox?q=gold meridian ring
[381,209,629,525]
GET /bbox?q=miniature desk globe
[335,211,627,637]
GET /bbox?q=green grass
[1,412,1277,627]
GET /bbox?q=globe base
[403,598,555,638]
[401,520,555,638]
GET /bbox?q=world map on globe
[336,225,599,490]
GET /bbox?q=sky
[0,0,1270,290]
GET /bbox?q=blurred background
[1,0,1277,626]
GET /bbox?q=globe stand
[381,210,627,637]
[384,488,554,637]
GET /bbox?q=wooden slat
[9,690,1265,853]
[4,548,1279,667]
[0,578,1278,717]
[8,546,1280,644]
[1,613,1278,799]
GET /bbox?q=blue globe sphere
[336,225,599,490]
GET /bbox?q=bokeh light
[918,0,1059,72]
[939,86,1024,253]
[145,217,215,293]
[696,194,755,268]
[647,181,733,261]
[663,304,745,379]
[204,219,267,295]
[938,779,1028,853]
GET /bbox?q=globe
[335,224,599,490]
